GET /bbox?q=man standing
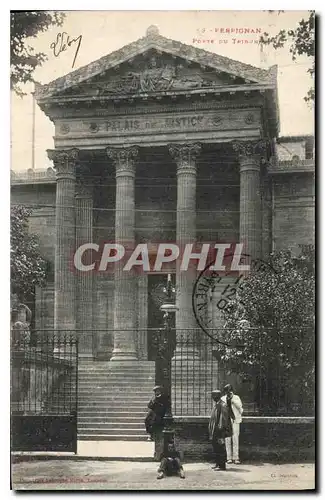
[208,389,233,471]
[222,384,243,464]
[144,386,167,441]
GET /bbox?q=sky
[11,10,314,172]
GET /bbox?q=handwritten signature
[50,32,82,68]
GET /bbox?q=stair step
[78,422,144,429]
[78,434,149,441]
[78,378,153,383]
[78,374,154,377]
[78,404,147,410]
[78,367,154,371]
[78,375,154,378]
[77,362,154,441]
[78,374,154,386]
[78,411,147,417]
[78,394,150,400]
[77,428,146,435]
[78,383,153,387]
[78,399,148,404]
[78,415,146,420]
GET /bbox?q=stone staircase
[77,361,155,441]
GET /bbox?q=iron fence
[11,330,78,451]
[10,324,314,441]
[170,328,314,417]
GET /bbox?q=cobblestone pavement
[11,460,315,491]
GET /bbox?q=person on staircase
[144,385,168,441]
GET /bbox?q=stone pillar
[75,169,93,357]
[47,149,78,333]
[106,146,138,361]
[261,174,273,259]
[169,143,201,360]
[137,274,148,360]
[233,140,266,261]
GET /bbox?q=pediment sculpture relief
[92,55,228,95]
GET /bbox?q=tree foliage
[11,205,47,301]
[11,11,65,96]
[218,245,315,413]
[260,11,315,102]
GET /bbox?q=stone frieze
[56,108,260,139]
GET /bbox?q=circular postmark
[192,253,279,347]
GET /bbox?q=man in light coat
[221,384,243,464]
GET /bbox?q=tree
[218,245,315,414]
[11,205,47,302]
[11,11,65,96]
[260,11,315,102]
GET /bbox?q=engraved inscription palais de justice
[105,114,207,132]
[63,112,254,136]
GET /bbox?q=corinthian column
[106,146,138,361]
[76,166,93,357]
[47,148,79,333]
[168,143,201,360]
[233,140,266,261]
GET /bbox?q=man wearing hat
[221,384,243,464]
[145,386,168,441]
[208,389,233,471]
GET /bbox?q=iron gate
[11,330,78,452]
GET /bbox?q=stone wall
[11,185,56,264]
[168,416,315,463]
[273,173,315,252]
[35,285,54,330]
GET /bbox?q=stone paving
[11,460,315,491]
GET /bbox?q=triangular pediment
[58,50,252,98]
[35,26,277,100]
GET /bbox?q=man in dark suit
[145,386,168,441]
[208,389,233,471]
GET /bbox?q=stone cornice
[38,84,273,108]
[46,97,264,120]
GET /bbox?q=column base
[78,353,94,360]
[110,352,138,361]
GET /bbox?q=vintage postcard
[10,10,315,491]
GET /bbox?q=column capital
[47,148,79,179]
[106,146,139,177]
[232,139,267,158]
[168,143,201,169]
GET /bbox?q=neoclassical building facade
[12,26,315,366]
